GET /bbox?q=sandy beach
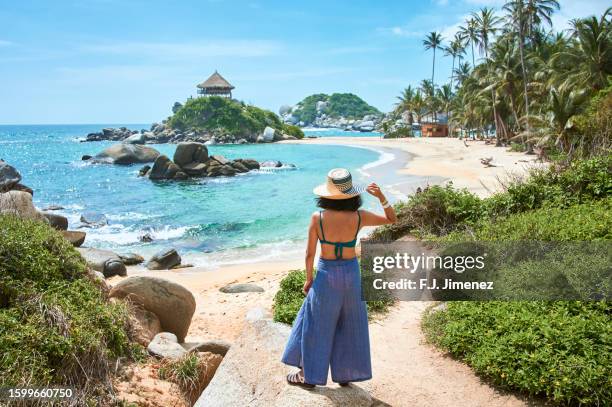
[112,136,543,406]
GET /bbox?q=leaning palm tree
[423,31,444,87]
[524,0,560,43]
[453,62,472,86]
[444,37,466,90]
[458,17,479,66]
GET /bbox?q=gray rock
[123,133,145,144]
[219,165,236,176]
[181,162,208,176]
[61,230,86,247]
[109,276,196,342]
[77,247,126,278]
[279,105,292,115]
[0,190,43,220]
[94,143,160,165]
[0,160,22,192]
[229,161,249,173]
[138,165,151,177]
[147,332,187,360]
[219,283,264,294]
[194,310,373,407]
[148,155,181,180]
[41,212,68,230]
[129,305,162,346]
[80,211,108,227]
[173,142,209,167]
[118,252,145,265]
[82,155,92,161]
[147,248,181,270]
[8,182,31,195]
[183,339,231,356]
[43,205,64,211]
[174,171,188,180]
[234,159,260,170]
[211,155,230,165]
[261,126,275,142]
[260,160,282,168]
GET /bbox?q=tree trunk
[518,29,531,141]
[432,48,436,86]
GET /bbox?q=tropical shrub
[291,93,381,124]
[0,215,134,404]
[422,301,611,405]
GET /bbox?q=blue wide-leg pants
[281,257,372,385]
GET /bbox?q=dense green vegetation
[291,93,381,124]
[273,269,393,324]
[393,4,611,160]
[0,215,135,405]
[168,96,304,139]
[371,154,612,405]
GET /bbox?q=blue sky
[0,0,609,124]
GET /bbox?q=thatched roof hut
[197,71,235,98]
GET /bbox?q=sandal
[339,382,350,387]
[287,371,315,389]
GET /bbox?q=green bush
[484,155,612,217]
[272,269,393,325]
[0,215,132,403]
[422,301,611,405]
[282,124,305,139]
[370,183,484,241]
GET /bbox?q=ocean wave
[83,223,192,246]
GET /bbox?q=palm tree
[395,86,416,125]
[473,7,503,143]
[454,62,472,86]
[423,31,444,87]
[458,17,479,66]
[444,37,466,90]
[524,0,560,43]
[553,10,612,93]
[411,91,426,125]
[437,84,454,123]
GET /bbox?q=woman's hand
[303,278,313,295]
[366,182,385,201]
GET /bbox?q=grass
[157,352,221,405]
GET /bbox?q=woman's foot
[287,370,315,389]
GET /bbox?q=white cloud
[380,26,426,38]
[81,40,283,58]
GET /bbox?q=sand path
[112,137,545,406]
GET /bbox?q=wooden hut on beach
[197,71,235,98]
[421,122,448,137]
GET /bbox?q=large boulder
[149,155,181,180]
[123,133,146,145]
[129,305,163,346]
[173,142,209,167]
[194,309,373,406]
[80,211,108,227]
[0,190,43,220]
[0,160,21,192]
[146,248,181,270]
[61,230,86,247]
[234,159,260,170]
[77,247,127,278]
[41,211,68,230]
[94,143,160,165]
[109,276,196,342]
[183,340,231,357]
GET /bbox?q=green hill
[290,93,381,124]
[168,96,303,140]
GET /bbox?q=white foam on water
[83,223,192,246]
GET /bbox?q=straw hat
[313,168,365,199]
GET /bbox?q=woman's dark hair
[316,196,362,211]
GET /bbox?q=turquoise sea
[0,124,384,267]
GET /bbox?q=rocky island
[83,96,304,145]
[279,92,382,130]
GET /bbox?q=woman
[282,168,397,388]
